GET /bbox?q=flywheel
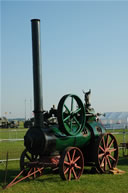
[57,94,85,136]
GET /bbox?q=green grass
[0,141,24,160]
[0,157,128,193]
[0,128,27,139]
[0,128,27,160]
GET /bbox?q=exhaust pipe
[31,19,44,128]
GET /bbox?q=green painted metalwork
[87,121,106,137]
[51,125,91,152]
[58,94,85,136]
[24,93,106,156]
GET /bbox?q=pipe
[31,19,44,128]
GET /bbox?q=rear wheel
[95,133,118,173]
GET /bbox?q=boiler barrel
[24,127,92,156]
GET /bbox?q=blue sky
[1,0,128,119]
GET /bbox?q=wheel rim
[59,147,84,180]
[20,149,43,178]
[58,94,85,136]
[96,133,118,173]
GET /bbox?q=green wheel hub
[57,94,85,136]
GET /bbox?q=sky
[1,0,128,119]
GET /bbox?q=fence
[111,131,128,156]
[0,129,27,162]
[0,128,128,162]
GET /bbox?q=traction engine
[20,19,119,181]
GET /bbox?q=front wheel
[20,149,43,178]
[59,147,84,180]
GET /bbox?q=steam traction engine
[20,19,118,181]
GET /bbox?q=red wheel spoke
[72,168,77,179]
[106,134,109,147]
[108,154,116,161]
[104,157,107,171]
[109,148,117,153]
[67,152,71,163]
[64,160,70,166]
[73,156,80,164]
[64,167,69,175]
[72,149,76,162]
[33,168,36,179]
[100,156,105,167]
[102,137,106,149]
[28,168,32,175]
[98,153,104,158]
[74,164,81,170]
[108,139,114,149]
[68,168,72,180]
[37,168,42,174]
[106,156,112,169]
[99,145,105,152]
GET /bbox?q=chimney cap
[31,19,40,22]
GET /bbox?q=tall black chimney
[31,19,44,128]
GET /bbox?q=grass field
[0,127,27,161]
[0,127,128,193]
